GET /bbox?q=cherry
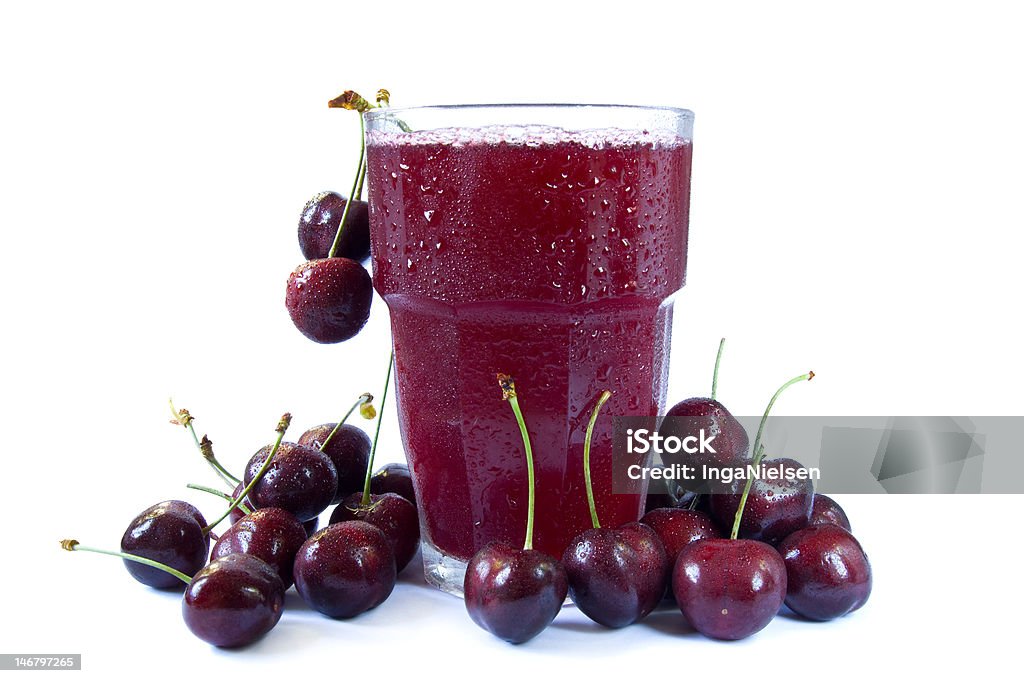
[212,508,308,589]
[465,542,568,644]
[183,553,285,648]
[287,91,376,344]
[640,507,723,564]
[120,501,209,589]
[243,441,338,522]
[778,523,872,620]
[298,191,371,262]
[808,493,852,531]
[285,258,372,344]
[708,456,814,546]
[673,371,813,640]
[370,463,417,506]
[659,339,750,492]
[330,492,419,573]
[673,538,787,640]
[641,506,721,601]
[562,391,669,628]
[464,374,568,644]
[328,354,419,573]
[298,422,371,504]
[293,520,396,619]
[62,540,284,648]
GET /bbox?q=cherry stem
[186,483,252,516]
[583,390,612,529]
[498,374,537,551]
[169,399,240,488]
[319,393,374,452]
[354,158,368,201]
[712,337,725,401]
[60,539,191,585]
[688,493,701,510]
[202,414,291,534]
[361,353,394,506]
[327,116,366,259]
[730,371,814,540]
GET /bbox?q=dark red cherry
[298,191,371,262]
[297,423,371,504]
[243,442,338,522]
[561,522,668,628]
[778,524,871,621]
[464,542,568,644]
[709,458,814,545]
[673,538,786,640]
[659,398,750,492]
[641,507,722,602]
[293,521,396,618]
[370,462,417,506]
[211,508,308,589]
[329,492,419,573]
[808,494,852,531]
[286,258,372,344]
[120,501,209,590]
[640,508,723,564]
[182,553,285,648]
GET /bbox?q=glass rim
[363,102,694,123]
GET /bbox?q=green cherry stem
[360,353,394,506]
[186,483,252,516]
[583,390,612,529]
[320,392,374,452]
[730,371,814,540]
[711,337,725,401]
[202,413,292,534]
[688,493,701,511]
[169,400,240,487]
[60,539,191,585]
[498,374,538,551]
[327,116,366,259]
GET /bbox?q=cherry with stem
[562,390,669,628]
[731,372,814,539]
[203,413,292,533]
[62,540,284,647]
[318,392,374,453]
[673,371,813,640]
[329,353,419,572]
[463,374,568,644]
[62,538,192,584]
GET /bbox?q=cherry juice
[366,122,691,571]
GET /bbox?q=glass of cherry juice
[364,104,693,595]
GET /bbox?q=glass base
[421,538,468,597]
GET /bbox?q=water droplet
[424,210,435,222]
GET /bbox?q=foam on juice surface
[367,124,689,150]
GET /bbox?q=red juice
[365,120,691,575]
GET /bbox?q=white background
[1,1,1021,680]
